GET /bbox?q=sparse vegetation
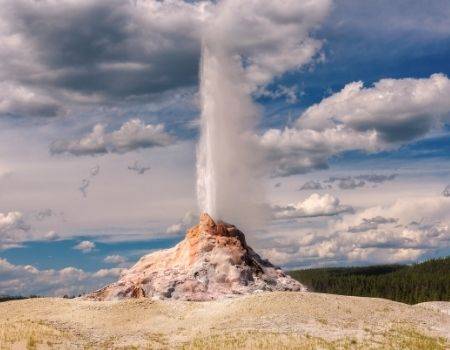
[1,327,446,350]
[26,333,37,350]
[0,320,75,349]
[289,256,450,304]
[181,328,446,350]
[0,293,447,349]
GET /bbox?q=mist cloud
[166,212,198,235]
[196,0,331,225]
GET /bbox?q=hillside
[289,257,450,304]
[0,292,448,349]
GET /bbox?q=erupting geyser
[196,41,264,226]
[86,2,309,301]
[86,44,304,302]
[86,49,305,300]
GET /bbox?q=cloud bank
[0,258,123,296]
[300,174,398,191]
[0,0,331,118]
[0,0,205,117]
[262,196,450,267]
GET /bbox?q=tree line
[289,256,450,304]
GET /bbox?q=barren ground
[0,292,449,349]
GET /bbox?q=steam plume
[196,0,331,226]
[196,42,263,226]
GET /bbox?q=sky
[0,0,450,296]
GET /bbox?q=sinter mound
[86,213,306,301]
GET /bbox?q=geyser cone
[86,213,306,301]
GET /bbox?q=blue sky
[2,237,180,272]
[0,0,449,296]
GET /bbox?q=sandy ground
[0,291,449,349]
[416,301,450,316]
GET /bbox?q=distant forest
[0,295,28,303]
[289,256,450,304]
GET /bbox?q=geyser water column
[196,41,263,226]
[194,0,331,226]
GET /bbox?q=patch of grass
[317,318,328,325]
[385,328,447,350]
[146,332,169,348]
[1,320,445,350]
[0,320,76,349]
[180,328,447,350]
[26,333,37,350]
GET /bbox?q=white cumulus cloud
[298,73,450,142]
[272,193,353,219]
[0,211,30,250]
[103,255,126,265]
[262,195,450,268]
[50,119,174,156]
[261,74,450,176]
[0,82,65,118]
[73,240,95,253]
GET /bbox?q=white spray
[196,40,263,227]
[196,0,330,226]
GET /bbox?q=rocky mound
[86,213,305,301]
